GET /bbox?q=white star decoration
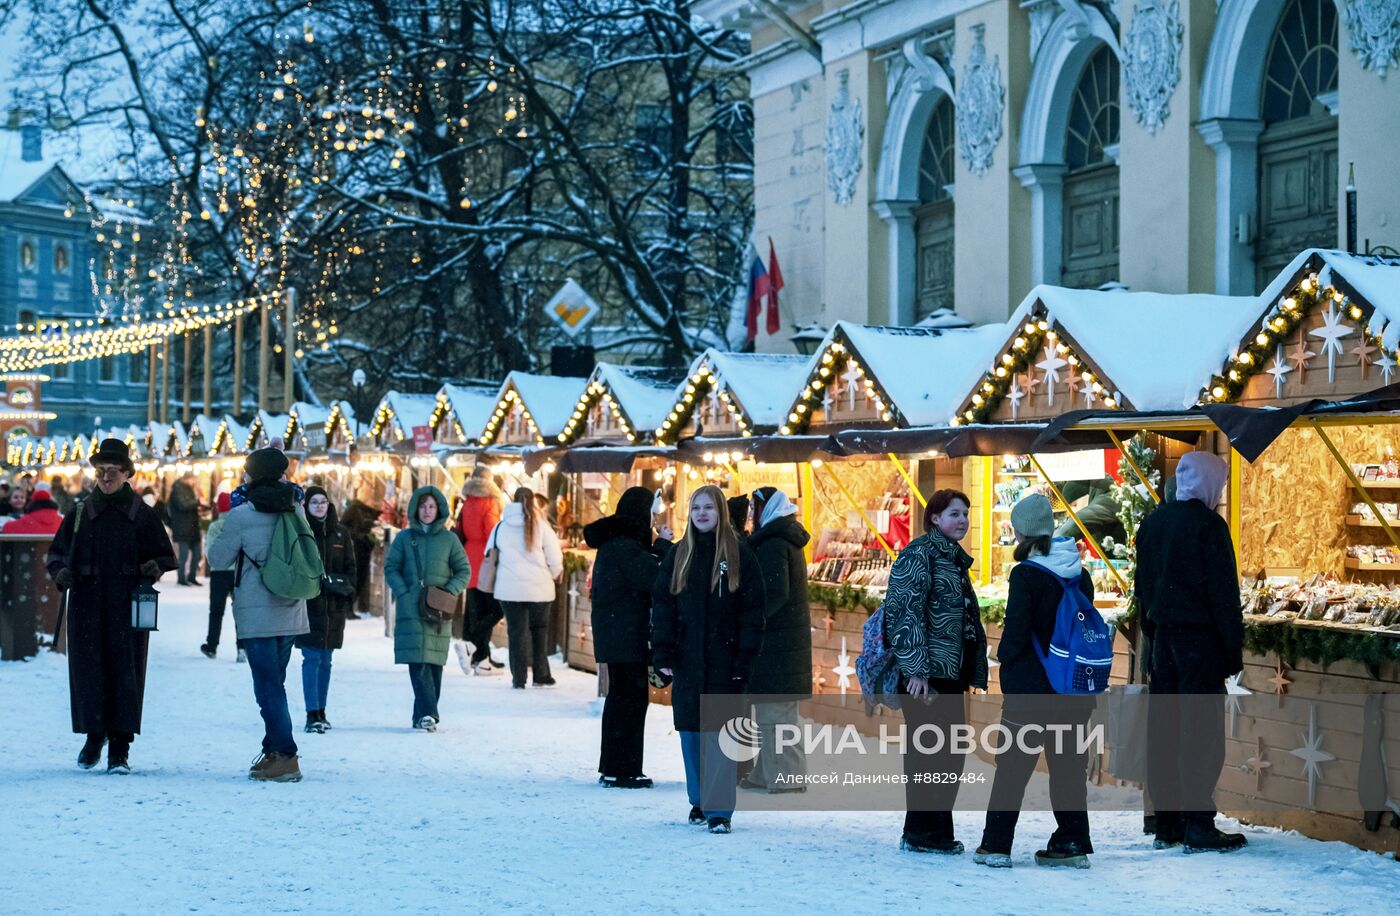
[841,365,862,411]
[1007,376,1024,420]
[1081,376,1096,408]
[1225,671,1251,737]
[1378,351,1398,385]
[1289,704,1336,806]
[832,636,856,695]
[1266,346,1292,398]
[1037,345,1068,407]
[1308,303,1355,383]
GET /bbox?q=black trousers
[1147,627,1227,835]
[176,539,200,583]
[204,571,239,650]
[980,696,1094,855]
[501,601,552,687]
[599,661,650,778]
[467,588,504,665]
[900,675,968,843]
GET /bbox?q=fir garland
[562,551,591,578]
[1243,618,1400,672]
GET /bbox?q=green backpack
[238,510,325,600]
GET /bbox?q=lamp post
[789,323,828,357]
[352,368,366,441]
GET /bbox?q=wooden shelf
[999,471,1039,478]
[1345,558,1400,571]
[1345,515,1400,528]
[1353,479,1400,490]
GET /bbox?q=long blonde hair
[514,486,543,550]
[670,485,741,595]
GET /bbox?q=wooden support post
[146,344,157,424]
[887,453,927,508]
[257,298,270,413]
[980,455,994,587]
[1106,430,1160,504]
[283,288,296,411]
[818,462,896,558]
[159,338,171,425]
[1228,447,1242,571]
[798,462,815,563]
[182,330,193,424]
[1027,453,1131,596]
[203,325,213,417]
[233,313,245,416]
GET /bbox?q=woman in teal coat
[385,486,470,731]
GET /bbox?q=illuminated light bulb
[1228,369,1241,381]
[1001,354,1014,366]
[1351,305,1363,320]
[1255,333,1269,346]
[995,366,1008,378]
[403,120,415,131]
[487,80,498,92]
[1013,336,1026,350]
[282,72,295,85]
[1212,385,1226,399]
[779,425,791,435]
[304,29,314,43]
[273,88,285,101]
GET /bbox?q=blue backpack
[1024,562,1114,694]
[855,605,902,713]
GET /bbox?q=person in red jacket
[454,465,505,675]
[3,485,63,534]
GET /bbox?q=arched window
[1256,0,1338,286]
[19,238,37,272]
[914,97,955,319]
[54,242,70,275]
[1061,46,1120,289]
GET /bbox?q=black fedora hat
[91,438,135,474]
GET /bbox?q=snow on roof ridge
[502,371,589,437]
[693,349,812,429]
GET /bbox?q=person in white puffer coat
[492,487,564,688]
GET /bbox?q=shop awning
[672,435,832,465]
[522,443,673,474]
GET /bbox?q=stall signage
[543,279,601,338]
[304,427,327,451]
[412,425,433,453]
[1034,449,1110,482]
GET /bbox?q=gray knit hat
[1010,493,1055,538]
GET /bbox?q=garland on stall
[1243,619,1400,672]
[562,551,591,578]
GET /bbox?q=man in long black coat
[1136,450,1246,853]
[47,439,176,773]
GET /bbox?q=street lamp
[789,323,828,357]
[351,369,367,440]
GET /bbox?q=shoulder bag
[475,523,502,594]
[410,532,461,623]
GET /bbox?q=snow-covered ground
[1,585,1395,914]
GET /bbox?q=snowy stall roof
[245,411,290,450]
[211,416,249,455]
[285,402,336,450]
[1206,249,1400,407]
[783,321,1010,434]
[659,350,811,441]
[369,391,438,446]
[321,401,357,450]
[559,364,683,444]
[185,415,224,456]
[431,382,500,445]
[478,372,589,446]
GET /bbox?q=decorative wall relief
[1123,0,1184,134]
[1344,0,1400,77]
[825,69,865,205]
[956,25,1005,176]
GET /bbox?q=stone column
[1012,163,1067,285]
[1195,117,1263,295]
[871,199,919,324]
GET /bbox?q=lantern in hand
[131,582,160,632]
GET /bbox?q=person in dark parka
[294,486,357,734]
[1137,450,1247,853]
[651,485,765,833]
[340,498,380,615]
[744,487,811,793]
[586,486,670,789]
[46,439,176,773]
[975,494,1096,869]
[168,471,203,585]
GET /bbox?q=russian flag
[745,246,770,341]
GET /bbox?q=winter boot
[317,710,332,730]
[77,734,106,770]
[688,806,706,826]
[1035,841,1091,869]
[973,848,1013,868]
[453,641,471,676]
[249,752,302,783]
[900,834,964,855]
[416,715,438,733]
[107,738,131,775]
[1152,812,1184,850]
[200,644,216,659]
[617,775,654,789]
[1183,823,1248,854]
[532,677,557,688]
[707,817,732,834]
[305,713,323,734]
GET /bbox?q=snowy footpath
[1,585,1396,914]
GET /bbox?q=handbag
[321,572,355,598]
[409,533,461,623]
[475,523,501,594]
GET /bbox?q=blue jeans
[679,731,736,820]
[243,636,297,756]
[300,647,333,713]
[408,662,443,724]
